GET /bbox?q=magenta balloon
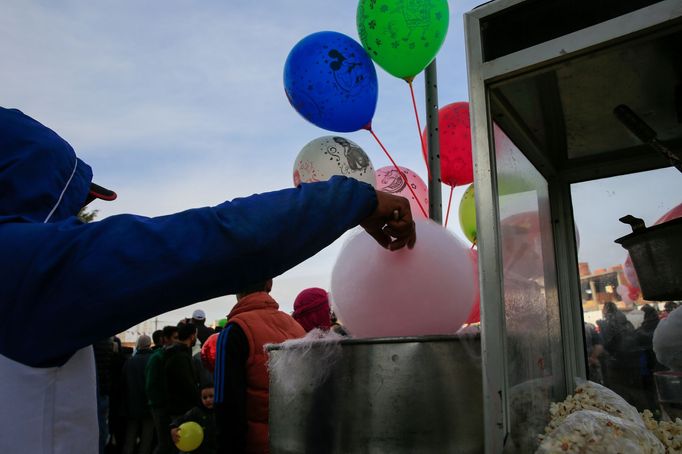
[375,165,428,219]
[330,219,475,338]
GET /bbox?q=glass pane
[494,125,566,452]
[571,168,682,419]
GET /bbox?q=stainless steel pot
[267,335,483,454]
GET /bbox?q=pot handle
[619,215,646,233]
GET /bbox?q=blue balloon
[284,31,378,133]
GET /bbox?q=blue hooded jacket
[0,107,377,367]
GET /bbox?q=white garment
[0,347,98,454]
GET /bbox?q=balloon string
[367,127,428,218]
[444,185,454,228]
[408,80,430,178]
[471,241,477,250]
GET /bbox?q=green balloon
[459,184,477,244]
[357,0,449,80]
[217,318,228,328]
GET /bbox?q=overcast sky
[2,1,680,333]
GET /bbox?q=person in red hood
[292,288,332,332]
[214,279,305,454]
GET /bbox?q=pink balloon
[465,249,480,325]
[330,219,475,338]
[656,202,682,224]
[501,212,543,280]
[375,165,428,219]
[623,255,640,289]
[616,284,632,303]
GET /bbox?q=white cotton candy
[266,329,345,403]
[654,308,682,371]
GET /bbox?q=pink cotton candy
[330,219,476,338]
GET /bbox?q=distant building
[578,263,635,311]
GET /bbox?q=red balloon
[200,333,219,373]
[421,102,473,187]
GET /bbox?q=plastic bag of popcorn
[536,410,665,453]
[543,380,644,434]
[642,410,682,453]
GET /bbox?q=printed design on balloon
[400,0,436,48]
[378,168,408,194]
[324,137,372,178]
[362,0,437,52]
[327,49,366,95]
[294,161,322,185]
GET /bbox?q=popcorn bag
[542,380,644,434]
[536,410,665,453]
[538,381,682,454]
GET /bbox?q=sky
[0,0,479,330]
[2,1,680,335]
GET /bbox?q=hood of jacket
[0,107,93,224]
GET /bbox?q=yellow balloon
[175,421,204,452]
[458,184,477,244]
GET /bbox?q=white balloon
[293,136,376,187]
[330,219,475,338]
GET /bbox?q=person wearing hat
[192,309,216,346]
[292,287,332,332]
[0,106,416,453]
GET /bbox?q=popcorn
[641,410,682,453]
[536,381,673,453]
[542,381,643,434]
[536,410,665,453]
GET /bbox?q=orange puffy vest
[228,293,305,454]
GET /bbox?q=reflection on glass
[494,125,565,452]
[571,168,682,419]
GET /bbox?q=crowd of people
[587,300,680,413]
[93,284,340,454]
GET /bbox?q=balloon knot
[362,122,372,131]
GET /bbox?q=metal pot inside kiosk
[616,215,682,301]
[267,335,483,454]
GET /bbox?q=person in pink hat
[292,288,333,332]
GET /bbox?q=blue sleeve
[0,176,376,366]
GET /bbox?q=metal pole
[424,60,443,224]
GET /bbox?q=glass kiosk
[466,0,682,451]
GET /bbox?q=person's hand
[171,427,180,444]
[360,190,417,250]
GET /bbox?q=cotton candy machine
[267,335,483,454]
